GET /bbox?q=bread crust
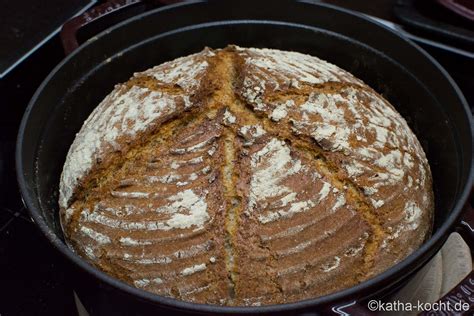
[59,46,434,306]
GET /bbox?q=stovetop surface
[0,0,94,77]
[0,1,472,315]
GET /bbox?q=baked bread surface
[59,46,433,306]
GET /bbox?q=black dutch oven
[16,0,473,315]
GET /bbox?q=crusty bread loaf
[59,46,434,306]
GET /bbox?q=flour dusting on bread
[59,46,433,306]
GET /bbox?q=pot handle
[60,0,179,55]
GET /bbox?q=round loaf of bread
[59,46,433,306]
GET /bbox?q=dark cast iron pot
[16,0,473,315]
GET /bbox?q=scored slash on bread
[59,46,434,306]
